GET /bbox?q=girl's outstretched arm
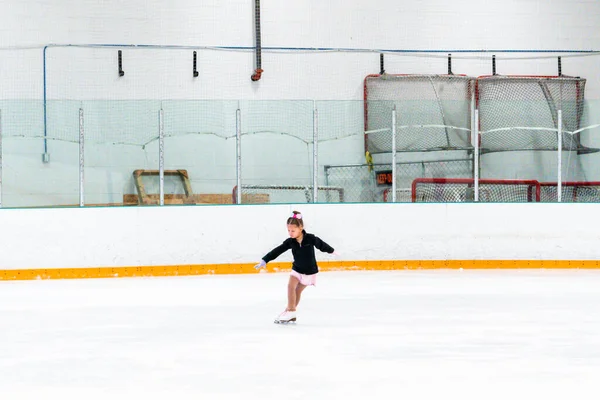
[262,239,292,263]
[314,236,334,253]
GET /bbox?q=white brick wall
[2,0,599,49]
[2,0,600,98]
[0,0,252,47]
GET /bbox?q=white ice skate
[274,310,297,324]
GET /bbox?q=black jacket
[262,230,334,275]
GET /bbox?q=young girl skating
[254,211,335,324]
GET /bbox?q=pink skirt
[290,270,317,286]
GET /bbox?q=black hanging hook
[193,51,199,78]
[118,50,125,77]
[558,56,562,77]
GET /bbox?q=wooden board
[123,193,269,205]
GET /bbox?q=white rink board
[1,203,600,270]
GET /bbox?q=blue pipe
[39,43,600,53]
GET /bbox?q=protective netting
[3,46,600,207]
[0,100,82,207]
[412,178,541,202]
[239,100,315,194]
[315,100,365,142]
[162,100,239,195]
[241,100,314,142]
[323,164,382,203]
[477,75,587,153]
[364,74,474,153]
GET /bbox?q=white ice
[1,270,600,400]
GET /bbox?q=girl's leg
[286,275,300,311]
[295,284,307,308]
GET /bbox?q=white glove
[254,260,267,269]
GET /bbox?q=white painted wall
[3,1,600,56]
[1,203,599,271]
[1,0,600,206]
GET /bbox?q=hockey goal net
[364,74,474,154]
[232,185,345,204]
[539,181,600,202]
[476,75,587,153]
[411,178,541,202]
[382,188,413,203]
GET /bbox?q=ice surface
[1,270,600,400]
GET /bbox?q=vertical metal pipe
[159,109,165,206]
[0,110,3,207]
[79,108,85,207]
[470,81,476,179]
[474,109,480,202]
[557,110,563,202]
[313,101,318,203]
[236,107,242,204]
[391,106,397,202]
[43,46,49,163]
[251,0,263,81]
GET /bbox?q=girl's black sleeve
[314,236,334,253]
[262,239,292,263]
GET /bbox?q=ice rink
[1,270,600,400]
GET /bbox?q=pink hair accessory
[291,212,302,219]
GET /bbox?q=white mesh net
[540,181,600,202]
[477,75,587,153]
[412,178,541,202]
[364,74,474,153]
